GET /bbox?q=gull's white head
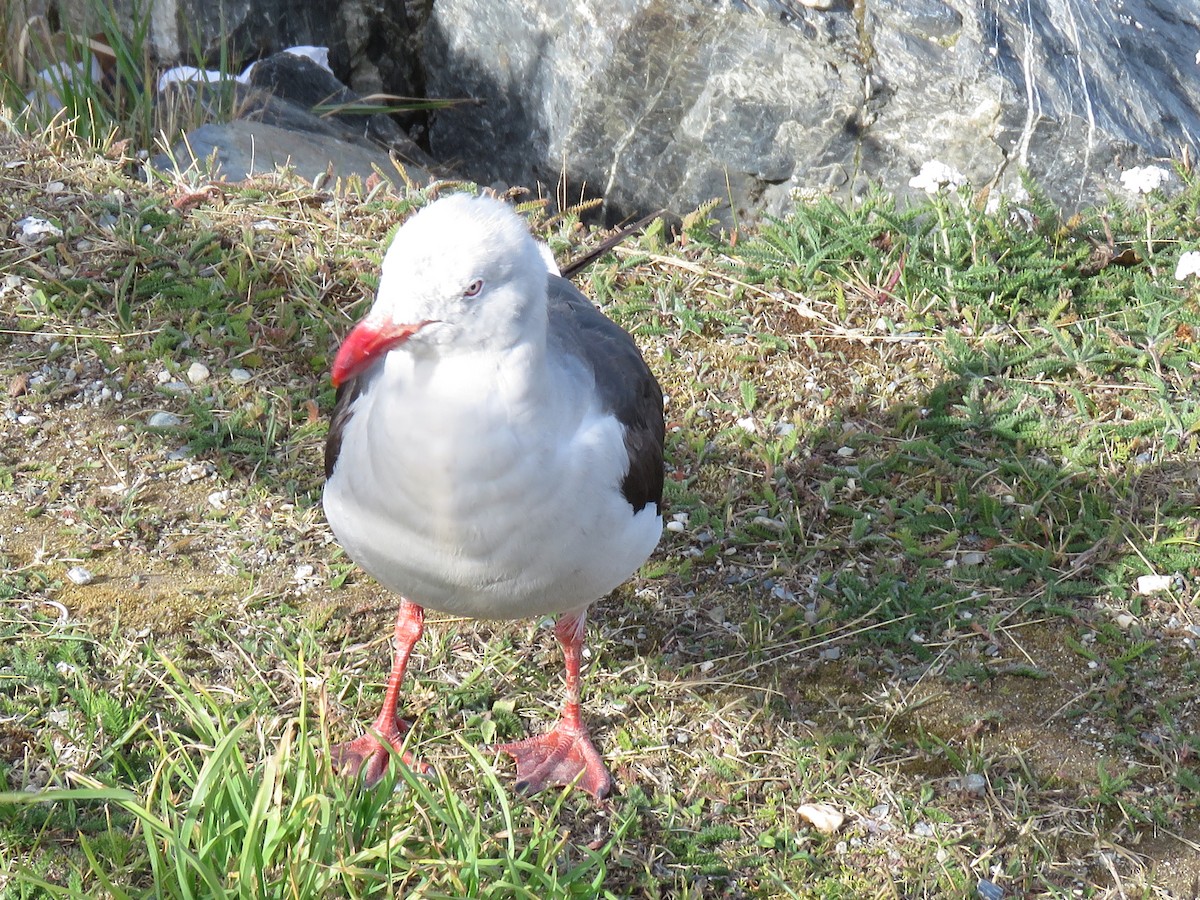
[331,193,550,386]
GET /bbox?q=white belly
[323,350,662,619]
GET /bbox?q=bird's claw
[493,719,612,799]
[332,723,430,786]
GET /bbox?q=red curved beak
[331,319,431,387]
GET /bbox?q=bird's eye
[464,279,484,298]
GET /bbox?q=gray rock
[148,411,182,428]
[424,0,861,223]
[63,0,426,99]
[158,119,423,184]
[154,53,435,185]
[242,53,418,153]
[52,0,1200,220]
[422,0,1200,222]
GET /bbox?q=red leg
[333,599,430,785]
[494,610,613,798]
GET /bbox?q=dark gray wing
[325,375,367,479]
[546,274,665,513]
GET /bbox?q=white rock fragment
[752,515,786,532]
[16,414,40,426]
[1114,612,1136,630]
[835,446,854,457]
[14,216,63,242]
[960,550,986,566]
[179,463,212,484]
[735,416,757,433]
[186,361,210,384]
[1135,574,1174,595]
[294,564,315,581]
[148,411,181,428]
[66,566,93,585]
[797,803,844,834]
[229,367,252,383]
[207,490,230,509]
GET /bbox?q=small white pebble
[294,564,315,581]
[15,216,62,242]
[735,416,757,433]
[186,361,210,384]
[836,446,854,457]
[157,370,172,384]
[752,515,786,532]
[1115,612,1136,630]
[66,566,93,585]
[179,463,211,483]
[960,550,985,565]
[229,367,252,383]
[666,520,685,532]
[1135,574,1174,595]
[207,490,230,509]
[798,804,845,834]
[17,414,39,426]
[912,821,935,837]
[55,661,77,676]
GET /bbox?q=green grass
[3,95,1200,896]
[0,606,623,898]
